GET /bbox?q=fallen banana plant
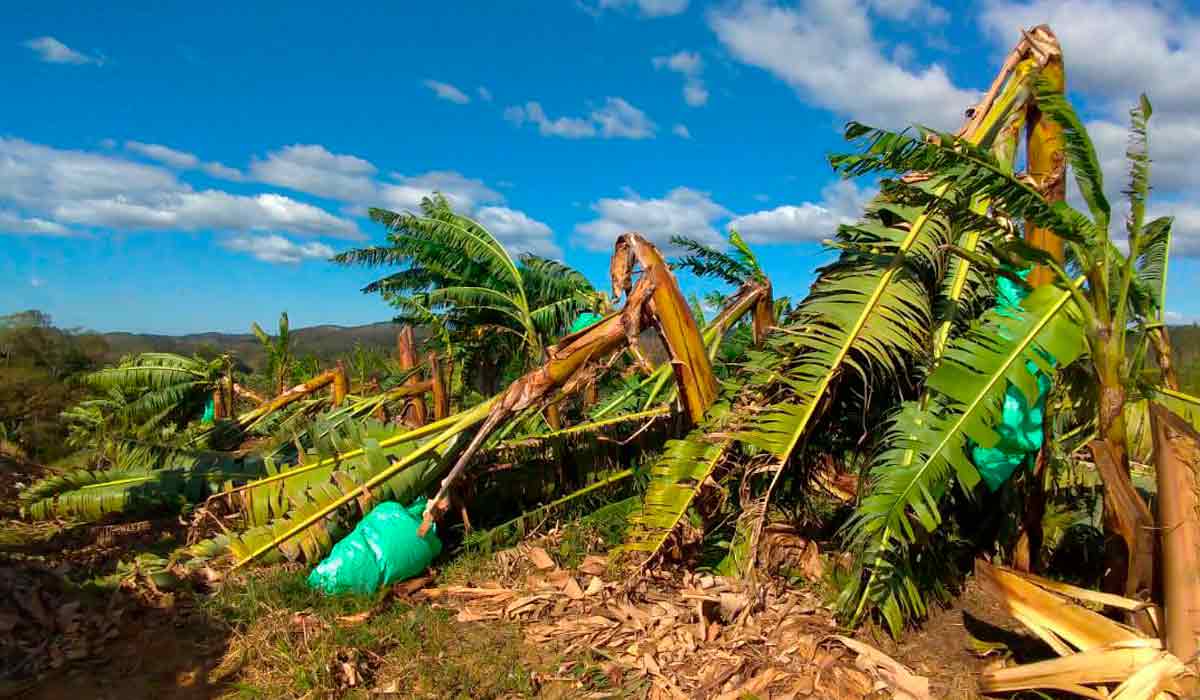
[418,232,718,533]
[976,559,1197,699]
[223,232,722,567]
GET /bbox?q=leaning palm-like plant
[21,440,261,522]
[80,352,227,430]
[334,194,598,394]
[720,36,1052,575]
[839,69,1200,637]
[671,229,767,288]
[221,233,717,569]
[251,311,294,395]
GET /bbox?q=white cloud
[125,141,200,169]
[477,86,493,102]
[0,137,360,239]
[653,51,702,75]
[222,234,335,264]
[422,79,471,104]
[505,102,597,138]
[591,97,657,139]
[380,171,502,214]
[683,83,710,107]
[0,210,75,237]
[126,141,245,181]
[23,36,103,65]
[653,51,709,106]
[595,0,689,17]
[2,136,557,264]
[250,144,378,202]
[576,180,876,252]
[201,162,245,181]
[709,0,978,130]
[576,187,730,250]
[865,0,948,23]
[30,276,46,288]
[505,97,656,139]
[672,123,692,139]
[474,206,561,257]
[979,1,1200,258]
[1158,202,1200,257]
[981,0,1200,196]
[730,180,874,243]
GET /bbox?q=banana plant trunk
[1012,40,1065,572]
[332,361,349,407]
[1150,328,1181,391]
[419,232,716,533]
[1150,403,1200,662]
[212,386,227,420]
[428,352,449,420]
[397,325,428,427]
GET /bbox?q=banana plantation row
[19,25,1200,698]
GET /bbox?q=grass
[203,566,549,699]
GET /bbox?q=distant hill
[99,321,421,370]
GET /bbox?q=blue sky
[4,0,1200,334]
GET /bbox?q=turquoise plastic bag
[970,270,1055,491]
[307,498,442,595]
[569,312,603,334]
[201,398,215,424]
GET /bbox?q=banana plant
[712,29,1065,578]
[221,233,721,569]
[78,352,228,431]
[251,311,294,395]
[334,194,599,395]
[838,52,1200,635]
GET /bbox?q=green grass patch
[204,566,547,699]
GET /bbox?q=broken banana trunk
[419,232,718,534]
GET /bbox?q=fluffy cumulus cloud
[980,0,1200,255]
[576,187,730,250]
[422,79,471,104]
[730,180,874,243]
[250,144,379,202]
[505,97,656,139]
[379,171,503,214]
[221,234,335,264]
[709,0,978,130]
[594,0,689,17]
[591,98,657,139]
[504,102,597,138]
[672,123,692,139]
[0,137,360,241]
[577,180,876,251]
[22,36,104,65]
[475,206,561,257]
[653,51,708,107]
[2,135,557,260]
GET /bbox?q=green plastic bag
[568,312,603,334]
[307,498,442,595]
[970,269,1055,491]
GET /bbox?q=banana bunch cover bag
[307,498,442,595]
